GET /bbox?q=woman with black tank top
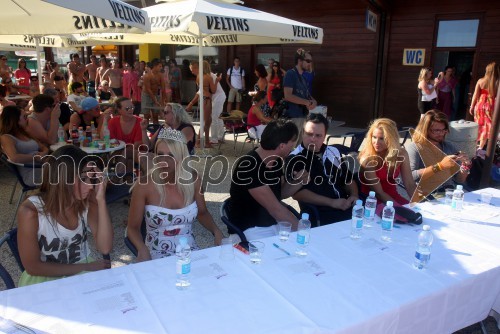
[146,103,196,155]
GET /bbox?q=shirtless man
[103,60,123,97]
[85,55,99,98]
[141,58,166,124]
[0,55,13,82]
[67,53,86,94]
[95,57,108,90]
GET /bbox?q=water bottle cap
[369,191,375,197]
[356,199,363,206]
[301,213,309,220]
[386,201,393,207]
[179,237,188,246]
[423,225,430,231]
[456,185,463,190]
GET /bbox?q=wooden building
[119,0,499,127]
[219,0,500,128]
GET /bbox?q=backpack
[229,66,244,78]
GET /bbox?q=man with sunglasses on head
[407,109,470,192]
[283,48,317,145]
[26,94,61,145]
[67,82,87,114]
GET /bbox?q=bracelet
[431,163,442,173]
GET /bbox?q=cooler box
[309,105,327,117]
[447,120,478,158]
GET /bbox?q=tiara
[157,127,187,144]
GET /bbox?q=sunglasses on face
[1,58,7,61]
[4,80,12,84]
[303,59,312,63]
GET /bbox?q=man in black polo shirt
[287,113,359,224]
[229,120,308,240]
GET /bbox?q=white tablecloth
[1,189,499,334]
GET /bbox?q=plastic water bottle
[91,121,98,147]
[175,237,191,290]
[350,199,364,239]
[296,213,311,257]
[103,120,110,148]
[364,191,377,227]
[78,127,85,147]
[57,123,65,143]
[451,185,464,211]
[381,201,395,242]
[414,225,433,269]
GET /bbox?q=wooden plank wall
[227,0,380,128]
[382,0,500,127]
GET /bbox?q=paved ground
[0,122,498,333]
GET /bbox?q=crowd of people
[0,48,494,288]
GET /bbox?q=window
[436,20,479,47]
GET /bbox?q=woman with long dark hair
[267,61,284,109]
[14,58,31,95]
[17,145,113,286]
[0,105,48,185]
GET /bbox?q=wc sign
[403,49,425,66]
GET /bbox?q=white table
[50,140,125,155]
[0,189,499,334]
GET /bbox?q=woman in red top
[267,61,284,109]
[14,58,31,95]
[103,97,144,175]
[247,91,273,140]
[358,118,417,206]
[469,61,499,149]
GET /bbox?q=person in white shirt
[67,82,87,114]
[226,56,245,113]
[209,63,226,144]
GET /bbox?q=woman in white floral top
[127,128,223,262]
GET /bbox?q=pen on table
[273,243,291,256]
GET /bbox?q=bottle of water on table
[57,123,65,143]
[364,191,377,227]
[451,185,464,211]
[350,199,364,240]
[381,201,395,242]
[175,237,191,290]
[296,213,311,257]
[414,225,433,269]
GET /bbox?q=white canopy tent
[79,0,323,148]
[1,0,150,82]
[177,46,218,57]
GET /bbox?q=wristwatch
[432,163,441,173]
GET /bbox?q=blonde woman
[417,67,441,119]
[358,118,417,205]
[186,60,219,148]
[469,61,500,149]
[17,146,113,286]
[127,128,223,262]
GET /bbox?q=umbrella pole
[35,36,43,86]
[198,33,205,150]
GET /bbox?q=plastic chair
[220,198,247,243]
[398,126,412,146]
[124,218,147,257]
[326,130,367,156]
[0,154,40,229]
[218,114,255,155]
[0,263,15,290]
[239,117,259,154]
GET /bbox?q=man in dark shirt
[287,113,359,225]
[229,119,309,240]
